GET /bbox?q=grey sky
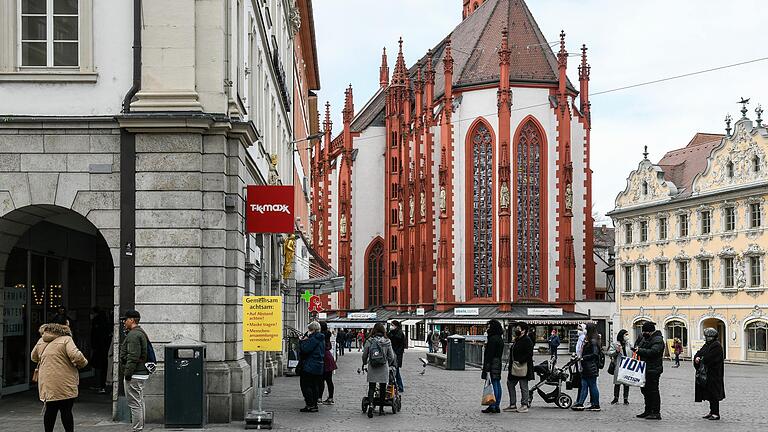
[314,0,768,220]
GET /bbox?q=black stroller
[361,366,402,417]
[527,356,577,409]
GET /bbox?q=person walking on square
[504,322,534,413]
[119,310,151,432]
[298,321,325,412]
[357,329,365,352]
[318,322,337,405]
[608,329,630,405]
[548,329,561,362]
[672,338,683,368]
[430,330,441,353]
[31,316,88,432]
[336,328,346,357]
[481,320,504,414]
[387,320,406,393]
[362,323,396,418]
[572,323,602,411]
[694,328,725,420]
[632,321,665,420]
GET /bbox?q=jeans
[577,375,600,407]
[125,378,147,432]
[640,373,661,414]
[614,383,629,401]
[709,399,720,416]
[394,366,404,392]
[300,373,322,407]
[506,375,529,407]
[674,353,680,366]
[490,378,502,409]
[319,371,334,399]
[44,398,74,432]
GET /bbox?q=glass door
[2,249,29,393]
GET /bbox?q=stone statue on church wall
[420,191,426,218]
[500,182,510,209]
[565,182,573,211]
[439,187,446,213]
[409,194,415,224]
[398,201,404,225]
[318,222,323,245]
[340,214,347,238]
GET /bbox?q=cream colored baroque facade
[610,112,768,362]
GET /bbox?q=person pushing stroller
[362,323,396,418]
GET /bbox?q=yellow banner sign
[243,296,283,352]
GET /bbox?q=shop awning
[296,275,345,294]
[430,319,490,325]
[399,319,424,325]
[327,321,378,329]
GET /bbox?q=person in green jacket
[119,310,149,432]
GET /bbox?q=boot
[610,398,619,405]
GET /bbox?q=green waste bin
[446,335,466,370]
[164,339,206,428]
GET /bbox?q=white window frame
[623,265,633,293]
[750,256,761,287]
[679,214,688,238]
[0,0,95,82]
[750,203,762,229]
[658,263,667,291]
[700,259,710,289]
[723,257,735,288]
[658,217,667,240]
[624,223,633,244]
[678,261,688,290]
[640,221,648,242]
[701,210,711,235]
[639,264,647,291]
[724,206,736,232]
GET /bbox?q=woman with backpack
[362,323,395,418]
[608,329,631,405]
[31,316,88,432]
[572,323,602,411]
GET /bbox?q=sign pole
[243,295,282,430]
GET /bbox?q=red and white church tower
[313,0,596,314]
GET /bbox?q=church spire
[379,47,389,89]
[392,37,408,86]
[578,44,591,124]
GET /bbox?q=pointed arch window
[470,122,494,298]
[515,120,544,298]
[366,239,384,307]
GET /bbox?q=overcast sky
[314,0,768,221]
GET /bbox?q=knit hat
[641,321,656,333]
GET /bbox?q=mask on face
[514,330,522,337]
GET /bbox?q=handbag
[32,343,51,383]
[481,378,496,406]
[607,353,619,375]
[695,363,708,386]
[615,353,646,387]
[510,361,528,378]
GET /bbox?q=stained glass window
[515,120,542,298]
[366,240,384,306]
[471,122,493,297]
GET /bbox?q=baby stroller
[360,366,402,417]
[527,355,577,409]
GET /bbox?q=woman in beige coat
[31,317,88,432]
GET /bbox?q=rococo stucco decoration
[616,160,678,208]
[693,121,767,194]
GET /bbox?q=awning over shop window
[296,275,345,294]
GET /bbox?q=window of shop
[746,321,768,361]
[665,320,688,348]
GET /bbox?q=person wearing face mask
[504,322,534,413]
[631,321,665,420]
[481,320,504,414]
[694,328,725,420]
[608,329,631,405]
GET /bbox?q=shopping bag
[615,354,646,387]
[481,378,496,406]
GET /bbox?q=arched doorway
[745,319,767,362]
[701,318,727,360]
[364,237,384,307]
[665,320,688,357]
[1,205,114,395]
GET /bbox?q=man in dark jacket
[387,320,406,392]
[336,329,345,357]
[548,329,561,362]
[632,321,665,420]
[119,310,150,432]
[298,321,325,412]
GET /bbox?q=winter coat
[388,328,406,368]
[694,340,725,402]
[548,335,561,352]
[579,338,601,378]
[482,334,504,380]
[635,330,665,377]
[362,335,396,384]
[509,334,535,381]
[31,324,88,402]
[119,326,149,378]
[323,333,337,373]
[673,341,683,355]
[608,335,629,383]
[299,332,325,376]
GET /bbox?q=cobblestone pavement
[1,349,765,431]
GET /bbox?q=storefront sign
[454,307,479,316]
[348,312,377,320]
[416,307,425,316]
[243,296,283,352]
[3,287,26,337]
[318,312,327,319]
[528,308,563,316]
[246,185,295,233]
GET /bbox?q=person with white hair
[298,321,325,412]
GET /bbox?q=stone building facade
[610,107,768,362]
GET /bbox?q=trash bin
[446,335,466,370]
[164,339,206,428]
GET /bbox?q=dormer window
[642,181,648,196]
[727,161,735,178]
[753,156,761,173]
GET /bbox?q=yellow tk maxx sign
[243,296,282,352]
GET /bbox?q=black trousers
[367,382,387,409]
[709,399,720,416]
[319,371,334,399]
[640,374,661,414]
[299,373,323,407]
[613,383,629,401]
[44,398,75,432]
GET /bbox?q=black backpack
[597,345,606,370]
[368,338,387,367]
[137,328,157,374]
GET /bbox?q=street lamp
[291,131,324,153]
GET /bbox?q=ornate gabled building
[313,0,597,319]
[610,103,768,362]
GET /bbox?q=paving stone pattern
[0,348,765,431]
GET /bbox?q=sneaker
[585,405,601,412]
[502,405,518,412]
[610,398,619,405]
[516,405,529,413]
[322,398,335,405]
[624,400,629,405]
[708,415,720,421]
[571,404,585,411]
[702,413,713,419]
[481,407,495,414]
[645,413,662,420]
[300,406,313,413]
[636,412,649,418]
